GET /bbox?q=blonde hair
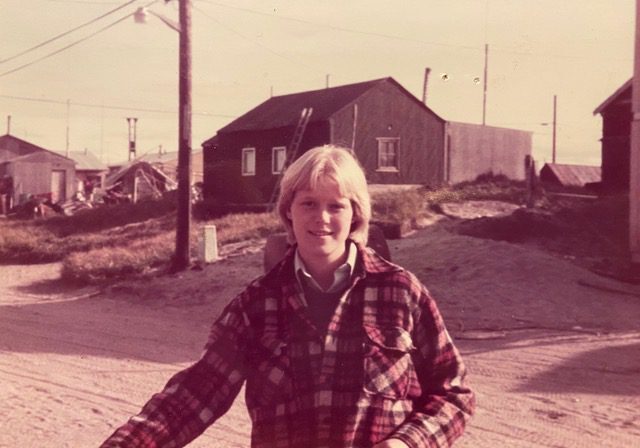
[277,145,371,245]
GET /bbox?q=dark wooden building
[203,77,446,205]
[203,77,532,206]
[0,134,76,206]
[593,78,632,192]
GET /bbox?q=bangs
[298,158,352,198]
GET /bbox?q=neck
[298,246,349,290]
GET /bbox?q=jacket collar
[262,239,401,290]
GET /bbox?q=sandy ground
[1,201,640,447]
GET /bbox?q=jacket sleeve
[388,273,475,448]
[100,294,252,448]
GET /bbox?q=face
[286,177,354,269]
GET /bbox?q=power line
[200,0,480,52]
[0,93,236,118]
[192,4,324,75]
[0,0,140,65]
[199,0,632,63]
[0,14,133,78]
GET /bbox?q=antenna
[127,117,138,161]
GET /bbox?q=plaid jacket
[101,243,475,448]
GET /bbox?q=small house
[69,149,108,193]
[593,78,632,192]
[0,134,76,207]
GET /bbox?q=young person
[101,145,475,448]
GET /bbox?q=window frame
[376,137,400,172]
[241,147,256,176]
[271,146,287,175]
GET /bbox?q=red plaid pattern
[101,243,475,447]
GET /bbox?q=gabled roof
[207,77,444,142]
[105,160,177,189]
[69,150,107,171]
[0,134,74,162]
[541,163,601,187]
[593,78,632,115]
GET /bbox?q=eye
[329,203,346,211]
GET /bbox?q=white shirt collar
[294,241,357,294]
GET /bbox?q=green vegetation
[0,177,528,284]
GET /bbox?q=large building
[203,77,532,206]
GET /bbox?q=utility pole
[552,95,557,163]
[482,44,488,125]
[630,0,640,263]
[173,0,193,271]
[66,99,70,157]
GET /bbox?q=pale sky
[0,0,635,166]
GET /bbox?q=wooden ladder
[268,107,313,207]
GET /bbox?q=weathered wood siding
[446,122,532,184]
[600,101,631,191]
[331,82,445,186]
[1,151,75,203]
[205,122,330,204]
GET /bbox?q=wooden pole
[173,0,193,271]
[422,67,431,104]
[66,99,70,157]
[482,44,488,125]
[552,95,557,163]
[630,0,640,263]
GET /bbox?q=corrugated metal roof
[541,163,601,187]
[208,77,444,141]
[69,150,107,171]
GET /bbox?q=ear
[286,209,292,220]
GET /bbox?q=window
[377,138,399,171]
[272,146,287,174]
[241,147,256,176]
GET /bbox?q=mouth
[309,230,332,237]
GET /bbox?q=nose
[314,207,331,223]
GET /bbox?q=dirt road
[1,219,640,447]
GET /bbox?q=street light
[135,1,192,271]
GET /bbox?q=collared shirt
[101,243,475,448]
[294,242,357,333]
[294,241,357,295]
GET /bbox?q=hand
[372,438,410,448]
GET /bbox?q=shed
[539,163,601,189]
[0,134,76,207]
[593,78,631,191]
[203,77,533,206]
[69,149,108,191]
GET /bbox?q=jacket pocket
[362,325,416,399]
[246,337,293,408]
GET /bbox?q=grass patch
[1,177,528,283]
[59,211,282,284]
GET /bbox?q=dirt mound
[453,195,638,283]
